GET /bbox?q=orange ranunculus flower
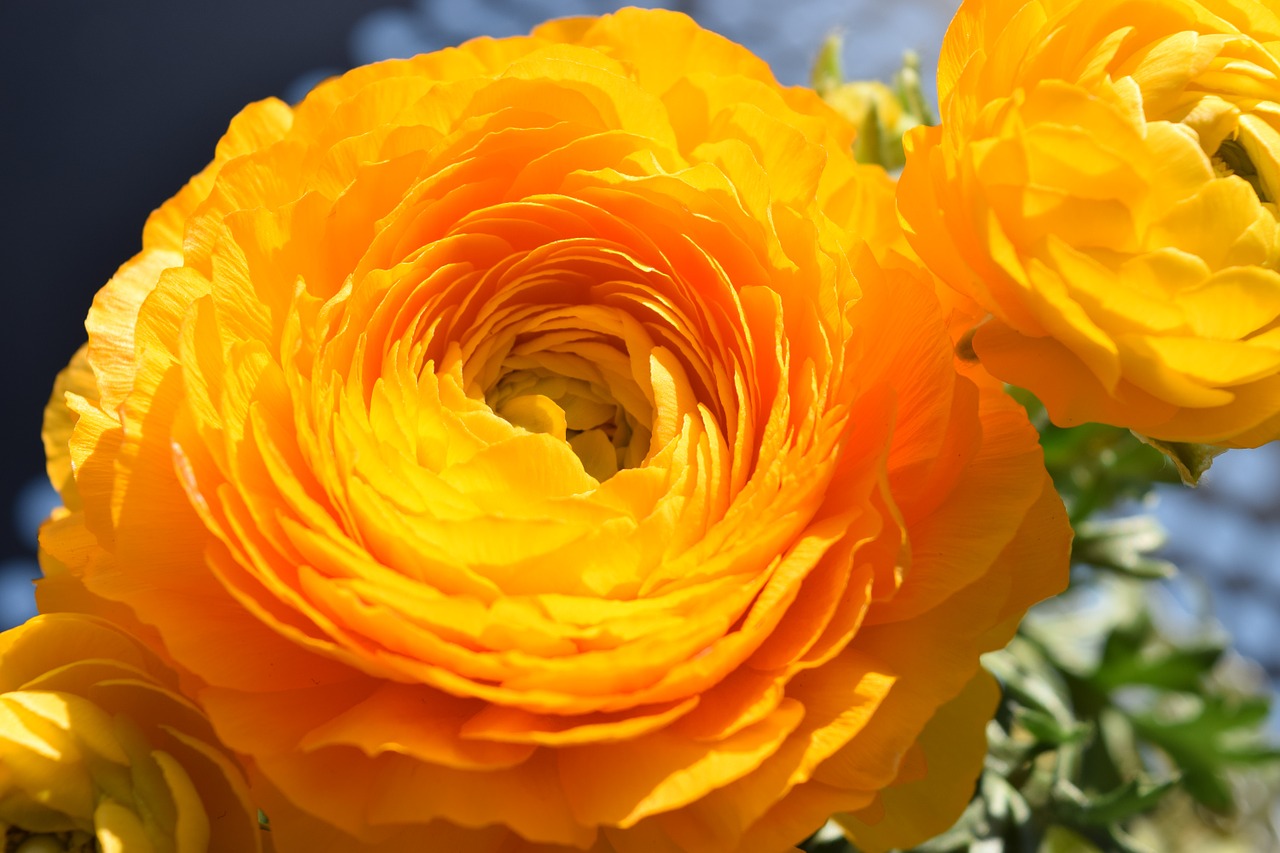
[900,0,1280,447]
[40,9,1069,852]
[0,614,263,852]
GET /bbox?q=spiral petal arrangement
[41,9,1069,851]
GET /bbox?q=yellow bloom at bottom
[0,615,263,853]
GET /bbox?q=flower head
[0,614,262,853]
[42,9,1069,851]
[901,0,1280,446]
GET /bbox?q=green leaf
[987,639,1078,722]
[1180,770,1235,814]
[810,32,844,94]
[1027,416,1174,521]
[986,718,1038,778]
[1129,434,1227,486]
[1130,693,1279,814]
[1016,707,1090,746]
[1100,824,1159,853]
[1039,825,1105,853]
[1216,742,1280,765]
[1051,777,1177,826]
[1093,643,1224,692]
[853,101,885,167]
[1076,600,1226,693]
[984,772,1034,825]
[892,49,936,126]
[1072,517,1175,579]
[1096,709,1145,782]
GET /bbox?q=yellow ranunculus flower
[41,9,1069,851]
[0,614,263,852]
[900,0,1280,446]
[825,80,903,133]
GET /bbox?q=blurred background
[1,0,1277,708]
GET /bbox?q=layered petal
[40,8,1071,852]
[901,0,1280,446]
[0,614,262,853]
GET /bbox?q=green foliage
[810,33,845,97]
[810,36,935,171]
[801,582,1278,853]
[1007,389,1179,523]
[891,51,935,129]
[1071,517,1175,581]
[1129,435,1226,488]
[1128,692,1280,813]
[800,395,1279,853]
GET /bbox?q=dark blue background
[0,1,412,571]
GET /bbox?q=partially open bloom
[900,0,1280,446]
[0,614,262,852]
[41,9,1068,851]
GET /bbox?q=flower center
[1212,137,1272,203]
[486,355,649,483]
[4,830,97,853]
